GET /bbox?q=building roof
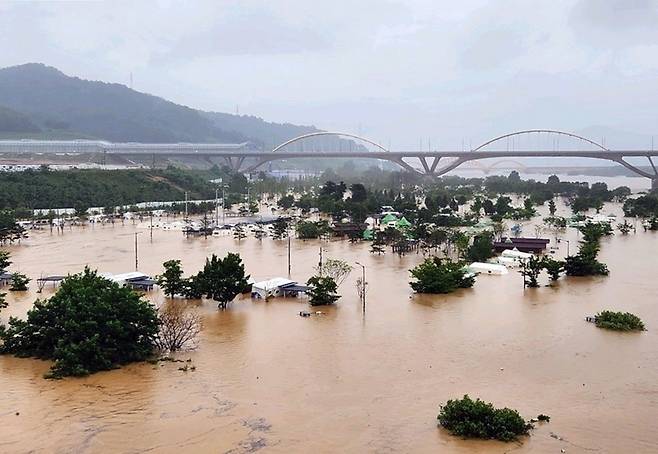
[252,277,296,291]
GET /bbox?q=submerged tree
[466,232,495,263]
[521,256,543,288]
[190,253,249,309]
[9,273,30,291]
[0,250,11,272]
[565,223,610,277]
[409,257,475,294]
[617,220,633,235]
[0,212,27,245]
[155,300,201,352]
[438,395,532,442]
[0,268,159,378]
[542,257,565,282]
[157,259,187,298]
[0,291,6,312]
[271,218,290,240]
[370,231,386,255]
[316,258,352,286]
[233,224,247,242]
[594,310,645,332]
[306,275,340,306]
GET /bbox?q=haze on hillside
[1,0,657,149]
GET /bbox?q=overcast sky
[1,0,657,149]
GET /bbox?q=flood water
[1,201,658,453]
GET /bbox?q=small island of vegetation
[437,395,533,442]
[594,311,645,332]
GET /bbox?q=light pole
[134,231,143,271]
[355,261,366,314]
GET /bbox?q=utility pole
[287,233,291,276]
[134,232,142,271]
[356,262,366,314]
[215,187,219,226]
[222,185,226,225]
[318,246,324,275]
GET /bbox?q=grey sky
[1,0,657,149]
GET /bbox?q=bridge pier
[652,177,658,192]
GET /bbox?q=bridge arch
[473,129,608,152]
[271,131,389,153]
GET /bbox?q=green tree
[409,257,475,294]
[0,268,159,378]
[349,183,367,203]
[370,231,386,255]
[277,194,295,210]
[437,395,532,442]
[306,275,340,306]
[193,253,249,309]
[450,230,470,259]
[157,259,186,298]
[271,218,290,240]
[9,273,30,291]
[466,233,494,262]
[521,256,543,288]
[0,211,27,244]
[296,220,330,239]
[565,223,610,277]
[0,250,11,272]
[542,257,564,282]
[594,311,645,331]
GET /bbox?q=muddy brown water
[1,202,657,453]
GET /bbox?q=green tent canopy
[396,217,412,229]
[363,229,374,240]
[381,213,398,224]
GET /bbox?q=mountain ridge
[0,63,321,146]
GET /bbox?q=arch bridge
[218,130,658,188]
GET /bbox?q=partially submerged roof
[252,277,296,290]
[103,272,151,282]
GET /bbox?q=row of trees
[157,253,249,309]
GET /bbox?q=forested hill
[0,63,321,146]
[0,168,218,210]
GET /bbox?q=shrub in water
[437,395,532,442]
[595,311,645,331]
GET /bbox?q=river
[1,200,657,453]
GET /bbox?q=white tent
[467,262,509,275]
